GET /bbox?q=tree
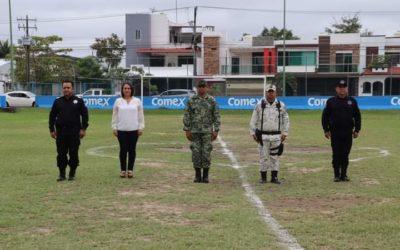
[130,66,158,95]
[0,40,10,58]
[75,56,104,82]
[325,15,362,34]
[368,55,392,69]
[274,72,298,96]
[90,33,125,72]
[240,33,250,41]
[14,35,74,83]
[260,26,299,40]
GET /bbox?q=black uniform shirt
[49,95,89,134]
[322,95,361,133]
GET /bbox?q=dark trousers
[331,131,353,178]
[56,133,80,171]
[117,130,139,171]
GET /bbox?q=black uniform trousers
[117,130,139,171]
[330,131,353,178]
[56,133,80,171]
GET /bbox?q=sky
[1,0,400,61]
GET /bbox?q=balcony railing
[220,63,359,75]
[318,64,359,73]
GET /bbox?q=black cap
[336,80,347,87]
[197,81,207,87]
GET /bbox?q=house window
[362,82,371,94]
[252,52,264,74]
[135,30,141,40]
[231,57,240,75]
[335,53,353,72]
[178,56,194,66]
[385,53,400,66]
[149,55,165,66]
[278,51,316,66]
[372,81,384,96]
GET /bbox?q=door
[7,93,19,106]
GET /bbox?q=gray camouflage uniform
[249,99,290,172]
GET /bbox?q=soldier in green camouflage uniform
[183,81,221,183]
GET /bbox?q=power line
[196,5,400,15]
[0,7,192,25]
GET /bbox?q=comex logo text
[151,97,186,107]
[228,98,262,107]
[308,98,328,107]
[390,97,400,105]
[83,97,111,108]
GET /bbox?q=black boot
[57,167,66,182]
[193,168,202,183]
[68,168,76,181]
[202,168,209,183]
[259,171,267,184]
[333,165,341,182]
[340,164,349,181]
[271,171,281,184]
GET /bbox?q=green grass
[0,108,399,249]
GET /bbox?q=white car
[155,89,196,97]
[5,91,36,107]
[76,88,114,98]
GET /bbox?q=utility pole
[192,6,198,76]
[8,0,15,86]
[282,0,286,96]
[175,0,178,22]
[17,15,37,84]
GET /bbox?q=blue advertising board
[33,95,400,110]
[0,95,5,108]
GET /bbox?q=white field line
[228,147,391,168]
[217,136,304,250]
[85,145,230,167]
[350,147,390,162]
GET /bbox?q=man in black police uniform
[49,80,89,181]
[322,80,361,182]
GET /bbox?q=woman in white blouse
[111,83,145,178]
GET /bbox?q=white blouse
[111,97,145,131]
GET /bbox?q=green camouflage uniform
[183,94,221,169]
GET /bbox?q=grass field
[0,108,399,249]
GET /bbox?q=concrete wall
[125,14,151,67]
[359,36,386,69]
[150,14,169,48]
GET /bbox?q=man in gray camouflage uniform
[183,81,221,183]
[249,84,290,184]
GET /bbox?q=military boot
[193,168,202,183]
[57,167,66,182]
[271,171,281,184]
[202,168,209,183]
[259,171,267,184]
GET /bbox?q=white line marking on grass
[217,136,304,250]
[350,147,390,162]
[86,145,119,159]
[86,145,229,167]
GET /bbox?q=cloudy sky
[1,0,400,62]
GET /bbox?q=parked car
[154,89,196,97]
[5,91,36,107]
[76,88,115,98]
